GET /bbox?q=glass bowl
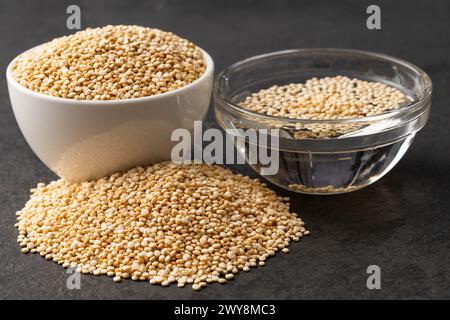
[213,48,432,194]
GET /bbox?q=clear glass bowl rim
[213,48,432,125]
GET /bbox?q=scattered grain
[16,162,307,290]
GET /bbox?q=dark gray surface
[1,0,449,300]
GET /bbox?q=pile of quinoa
[12,25,206,100]
[238,76,407,138]
[16,162,308,290]
[239,76,407,120]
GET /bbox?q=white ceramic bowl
[7,47,214,182]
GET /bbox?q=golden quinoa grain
[16,162,308,290]
[12,25,206,100]
[239,76,406,120]
[288,184,361,193]
[239,76,407,138]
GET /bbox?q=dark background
[1,0,449,299]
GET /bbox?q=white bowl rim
[6,45,214,106]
